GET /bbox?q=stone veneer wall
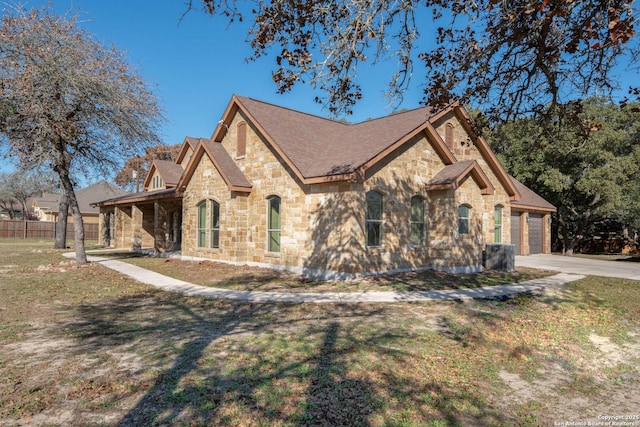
[180,109,514,277]
[432,113,512,246]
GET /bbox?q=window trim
[410,195,426,247]
[196,201,207,248]
[366,190,384,247]
[267,196,281,253]
[210,200,220,249]
[494,204,503,243]
[458,204,471,235]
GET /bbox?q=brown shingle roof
[426,160,495,195]
[509,177,556,212]
[228,96,438,179]
[201,139,252,191]
[153,160,183,187]
[45,181,129,213]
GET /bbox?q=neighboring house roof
[143,159,184,189]
[35,181,129,214]
[509,177,556,212]
[178,138,252,193]
[426,160,495,195]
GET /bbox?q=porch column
[131,204,143,250]
[154,201,168,253]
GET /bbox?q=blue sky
[13,1,426,144]
[1,1,636,178]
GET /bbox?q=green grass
[0,241,639,426]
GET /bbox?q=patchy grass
[0,241,639,426]
[101,251,553,293]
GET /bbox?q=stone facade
[179,109,513,277]
[97,96,555,278]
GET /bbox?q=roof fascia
[356,113,458,179]
[175,139,204,194]
[510,203,557,213]
[453,105,521,200]
[200,141,252,193]
[423,121,457,165]
[175,137,197,165]
[176,139,252,195]
[426,161,495,195]
[142,162,157,191]
[213,95,310,185]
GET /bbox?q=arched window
[494,205,503,243]
[197,201,207,248]
[267,196,281,252]
[210,201,220,248]
[458,204,471,235]
[366,191,383,247]
[237,122,247,157]
[445,123,455,149]
[410,196,426,246]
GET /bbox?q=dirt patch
[495,317,640,424]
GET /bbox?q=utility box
[484,244,515,271]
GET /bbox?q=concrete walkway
[69,253,585,303]
[516,254,640,281]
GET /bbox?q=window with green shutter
[410,196,425,246]
[267,196,281,252]
[366,191,383,247]
[211,201,220,248]
[197,201,207,248]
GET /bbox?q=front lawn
[0,241,638,426]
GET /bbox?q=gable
[178,138,252,193]
[431,107,520,201]
[426,160,495,195]
[175,136,200,169]
[211,95,461,185]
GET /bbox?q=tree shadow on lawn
[60,292,508,426]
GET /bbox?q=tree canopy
[190,0,637,120]
[0,6,163,263]
[488,98,640,254]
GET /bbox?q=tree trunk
[53,145,87,265]
[58,174,86,265]
[54,187,68,249]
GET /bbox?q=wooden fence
[0,220,99,240]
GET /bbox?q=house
[95,95,555,278]
[33,181,129,225]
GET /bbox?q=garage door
[511,213,521,255]
[528,214,544,254]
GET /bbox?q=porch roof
[92,188,178,207]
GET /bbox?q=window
[197,201,207,248]
[410,196,426,246]
[237,122,247,157]
[494,205,503,243]
[458,205,470,235]
[210,201,220,248]
[366,191,383,247]
[267,196,281,252]
[152,175,163,189]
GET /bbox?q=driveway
[516,254,640,280]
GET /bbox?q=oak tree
[0,6,162,264]
[488,98,640,254]
[190,0,637,120]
